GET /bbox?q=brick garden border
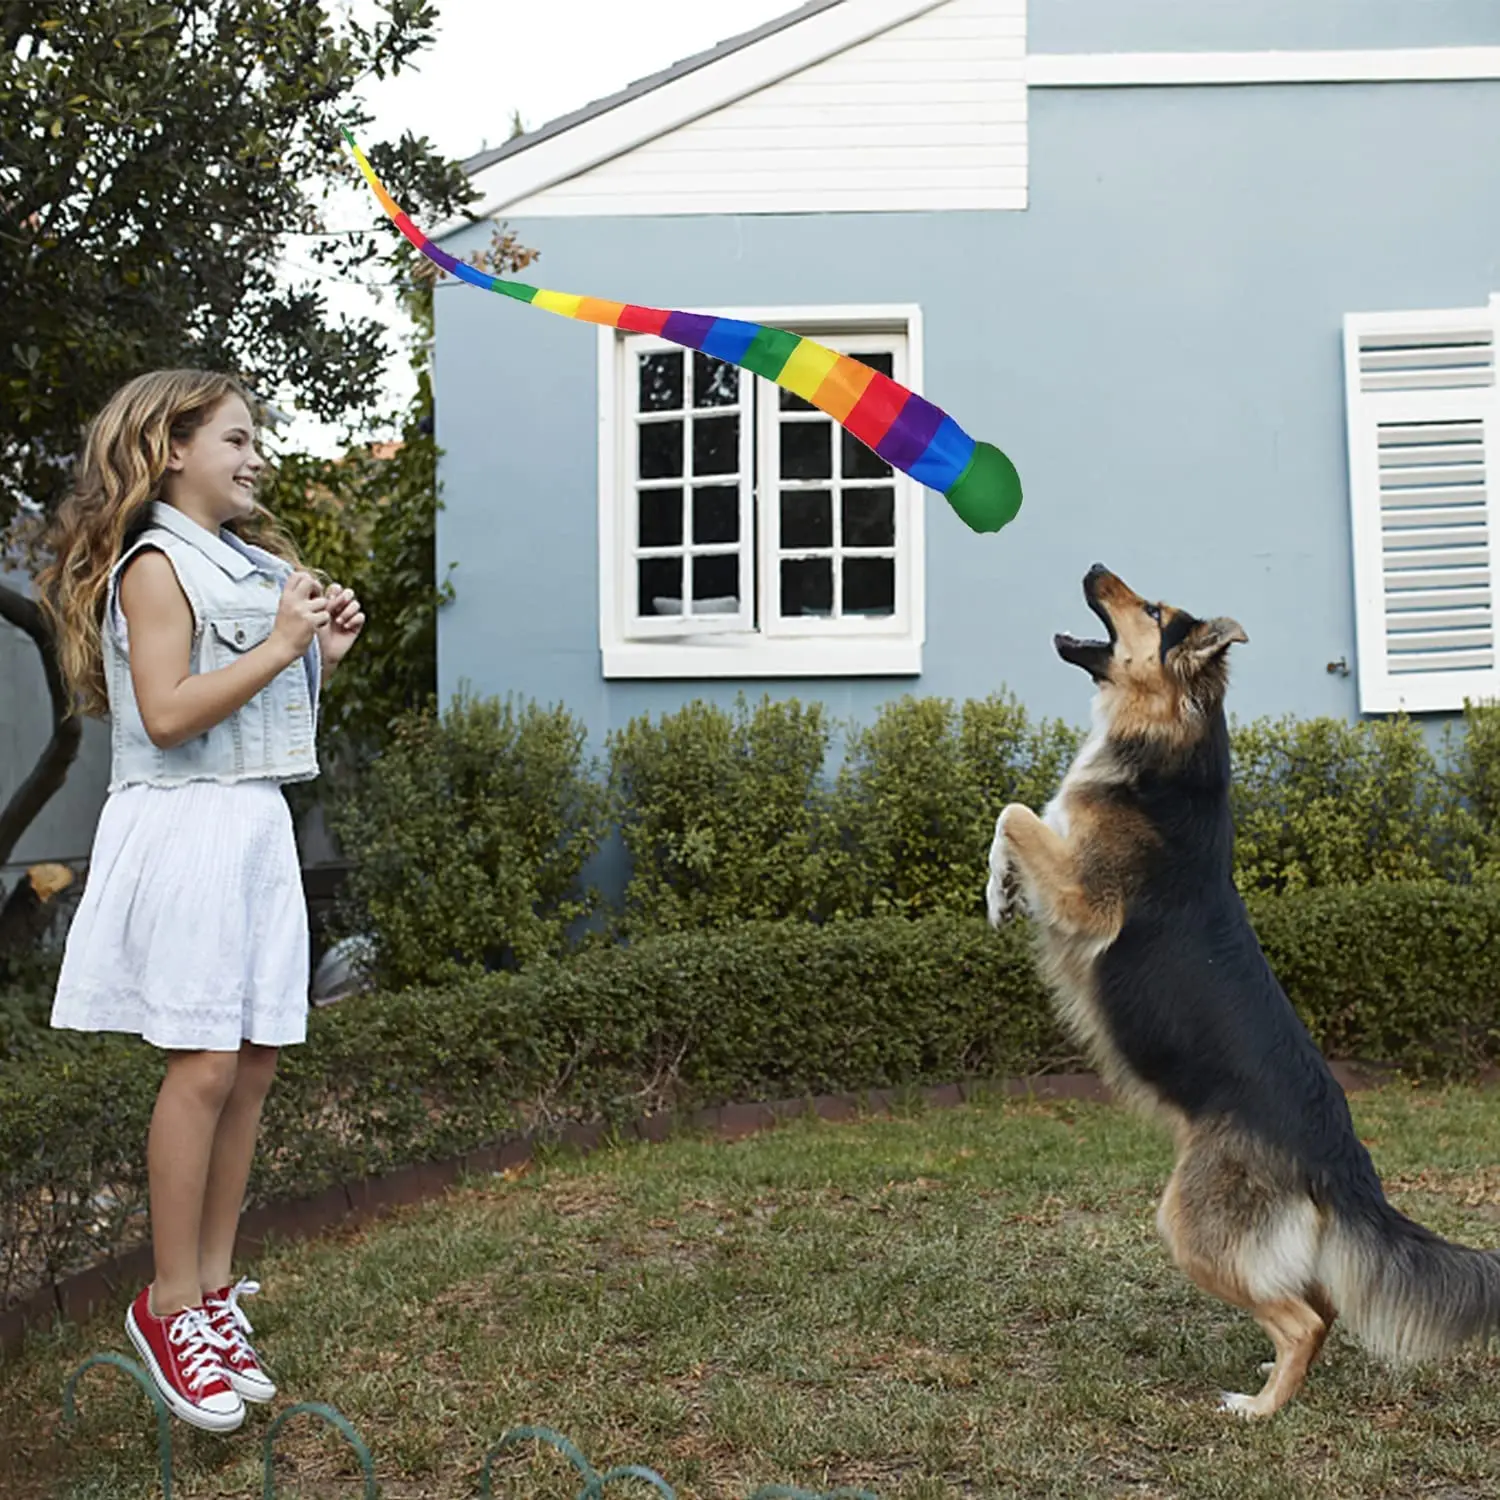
[0,1060,1399,1357]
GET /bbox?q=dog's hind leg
[1157,1147,1334,1419]
[1221,1296,1333,1419]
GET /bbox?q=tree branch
[0,578,83,871]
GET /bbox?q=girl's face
[162,394,265,525]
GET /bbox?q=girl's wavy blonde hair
[36,370,302,717]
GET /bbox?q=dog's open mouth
[1054,570,1116,677]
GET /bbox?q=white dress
[50,778,310,1052]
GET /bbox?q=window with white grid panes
[620,329,911,639]
[628,344,754,635]
[763,336,907,636]
[601,312,923,677]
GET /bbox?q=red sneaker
[204,1279,277,1403]
[125,1287,245,1433]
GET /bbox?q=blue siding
[1030,0,1500,53]
[434,78,1500,736]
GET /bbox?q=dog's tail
[1322,1200,1500,1362]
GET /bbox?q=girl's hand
[271,571,331,663]
[318,583,366,668]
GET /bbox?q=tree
[267,221,538,781]
[264,402,453,774]
[0,0,488,868]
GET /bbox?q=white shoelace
[167,1307,234,1393]
[206,1278,261,1364]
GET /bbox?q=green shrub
[607,695,836,932]
[1249,882,1500,1073]
[0,950,62,1063]
[605,690,1081,933]
[0,1037,158,1298]
[1229,713,1465,892]
[322,688,1500,967]
[1441,699,1500,878]
[327,692,611,989]
[829,692,1081,918]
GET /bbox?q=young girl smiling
[40,370,365,1431]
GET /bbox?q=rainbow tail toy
[342,128,1021,533]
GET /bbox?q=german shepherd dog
[986,563,1500,1418]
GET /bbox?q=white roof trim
[429,34,1500,238]
[438,0,949,231]
[1027,46,1500,88]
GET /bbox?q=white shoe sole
[226,1369,277,1403]
[125,1307,246,1433]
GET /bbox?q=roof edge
[459,0,846,177]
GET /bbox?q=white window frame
[598,304,926,679]
[1343,295,1500,714]
[622,334,756,638]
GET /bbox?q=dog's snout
[1083,563,1116,601]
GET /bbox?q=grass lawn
[6,1086,1500,1498]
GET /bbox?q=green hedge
[601,690,1083,933]
[1229,710,1487,891]
[322,693,1500,989]
[607,696,835,932]
[327,692,612,990]
[331,689,1088,981]
[828,692,1081,919]
[7,883,1500,1310]
[1251,882,1500,1068]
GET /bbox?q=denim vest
[104,501,321,792]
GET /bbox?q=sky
[284,0,797,454]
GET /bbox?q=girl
[38,370,365,1433]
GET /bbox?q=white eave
[432,0,950,236]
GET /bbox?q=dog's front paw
[986,809,1018,926]
[985,872,1013,927]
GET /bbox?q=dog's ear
[1190,616,1248,659]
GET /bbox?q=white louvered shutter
[1343,305,1500,712]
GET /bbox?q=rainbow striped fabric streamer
[342,128,1021,533]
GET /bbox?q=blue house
[431,0,1500,737]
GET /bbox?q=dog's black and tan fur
[988,564,1500,1419]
